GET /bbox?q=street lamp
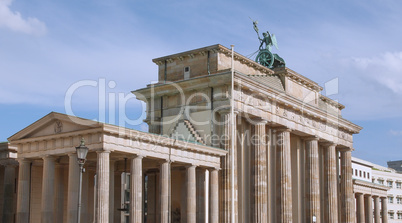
[76,138,88,223]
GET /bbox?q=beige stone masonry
[305,137,320,223]
[275,128,292,222]
[252,120,268,223]
[340,150,355,223]
[130,155,143,223]
[323,143,338,223]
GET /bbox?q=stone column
[275,128,292,222]
[356,193,365,223]
[211,168,219,223]
[16,159,31,223]
[160,160,171,223]
[130,156,143,223]
[219,110,238,223]
[252,119,268,223]
[340,149,355,223]
[305,137,320,223]
[187,165,197,223]
[365,195,373,223]
[324,143,339,223]
[41,156,56,223]
[1,159,17,223]
[381,197,388,223]
[147,172,157,222]
[54,164,65,222]
[109,160,115,223]
[373,196,380,223]
[67,153,79,223]
[96,151,110,223]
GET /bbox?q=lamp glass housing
[76,139,88,164]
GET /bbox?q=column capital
[96,150,111,154]
[131,154,145,160]
[322,142,337,147]
[210,167,221,171]
[216,107,239,116]
[158,159,172,165]
[273,127,292,133]
[0,158,19,166]
[185,164,198,169]
[41,155,57,161]
[304,135,320,141]
[249,117,268,125]
[339,147,354,152]
[17,158,32,164]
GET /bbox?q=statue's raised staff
[251,19,286,69]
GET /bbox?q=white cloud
[0,0,46,35]
[352,52,402,94]
[390,130,402,136]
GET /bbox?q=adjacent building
[352,157,402,223]
[0,44,364,223]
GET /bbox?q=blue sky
[0,0,401,166]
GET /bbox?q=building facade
[352,157,389,223]
[1,44,364,223]
[372,160,402,222]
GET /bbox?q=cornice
[151,44,275,75]
[353,179,390,191]
[319,95,345,110]
[273,67,323,92]
[103,124,228,157]
[234,72,363,134]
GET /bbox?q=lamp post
[76,138,89,223]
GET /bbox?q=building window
[367,173,370,179]
[355,169,358,176]
[397,197,401,204]
[397,182,401,189]
[378,179,384,185]
[398,213,402,219]
[389,197,394,204]
[359,170,362,177]
[364,172,366,178]
[388,181,393,188]
[390,212,394,219]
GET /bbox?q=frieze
[235,94,354,142]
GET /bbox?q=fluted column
[373,196,380,223]
[16,159,31,223]
[275,128,292,222]
[324,143,339,223]
[67,153,79,223]
[109,160,115,223]
[365,195,373,223]
[211,168,219,223]
[381,197,388,223]
[187,165,197,223]
[356,193,365,223]
[54,164,65,222]
[96,151,110,223]
[160,160,171,223]
[41,156,56,223]
[219,110,238,223]
[305,137,320,223]
[130,155,143,223]
[340,149,355,223]
[252,119,268,223]
[1,159,17,223]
